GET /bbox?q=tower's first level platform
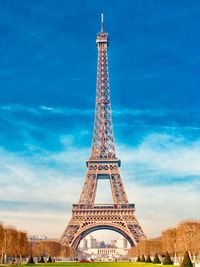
[73,203,135,210]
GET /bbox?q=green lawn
[2,262,171,267]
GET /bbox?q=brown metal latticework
[61,15,146,249]
[90,27,116,161]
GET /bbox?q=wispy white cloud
[126,182,200,238]
[0,131,199,239]
[0,210,69,237]
[1,104,200,121]
[0,104,41,115]
[118,133,200,177]
[39,105,93,116]
[0,104,199,239]
[0,104,93,116]
[113,108,167,117]
[113,107,200,116]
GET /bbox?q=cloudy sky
[0,0,200,242]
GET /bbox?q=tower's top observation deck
[96,32,109,45]
[96,14,109,46]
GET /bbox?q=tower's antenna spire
[101,13,104,32]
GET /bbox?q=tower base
[61,204,146,249]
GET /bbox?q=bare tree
[128,238,161,257]
[18,231,29,259]
[176,220,200,256]
[161,228,176,256]
[30,240,67,259]
[128,220,200,259]
[0,224,4,263]
[6,227,19,258]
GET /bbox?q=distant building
[29,235,48,241]
[116,236,128,248]
[86,234,97,248]
[80,234,97,249]
[110,240,117,248]
[99,241,106,248]
[79,235,129,261]
[82,238,88,249]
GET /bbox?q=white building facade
[79,234,130,261]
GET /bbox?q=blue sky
[0,0,200,240]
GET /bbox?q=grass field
[0,262,172,267]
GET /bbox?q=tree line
[128,220,200,263]
[0,223,29,263]
[30,240,74,259]
[0,223,73,263]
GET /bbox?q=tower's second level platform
[72,203,135,211]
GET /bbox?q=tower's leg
[109,167,129,204]
[79,170,97,204]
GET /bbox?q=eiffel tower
[61,14,146,250]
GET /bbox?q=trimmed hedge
[153,253,161,264]
[136,256,141,262]
[27,255,35,264]
[146,254,152,263]
[47,256,52,263]
[181,251,193,267]
[163,252,173,265]
[38,256,45,263]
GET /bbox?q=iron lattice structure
[61,15,146,249]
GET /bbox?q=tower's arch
[71,223,136,250]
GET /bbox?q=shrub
[38,256,45,263]
[153,253,161,264]
[163,252,173,265]
[146,254,152,263]
[141,255,146,262]
[27,255,35,264]
[47,256,52,263]
[136,256,141,262]
[180,251,193,267]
